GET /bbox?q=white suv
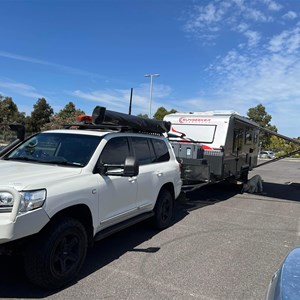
[0,108,182,289]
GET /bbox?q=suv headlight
[19,189,46,213]
[0,192,14,212]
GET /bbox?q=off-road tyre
[24,217,88,290]
[152,189,174,230]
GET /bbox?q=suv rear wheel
[24,217,88,290]
[152,189,174,230]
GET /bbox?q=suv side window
[100,137,130,164]
[131,137,153,165]
[152,139,170,162]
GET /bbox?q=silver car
[259,151,276,159]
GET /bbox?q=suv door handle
[128,177,137,183]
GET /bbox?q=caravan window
[171,124,216,143]
[245,129,253,145]
[233,129,244,152]
[254,130,259,143]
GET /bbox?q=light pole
[144,73,160,118]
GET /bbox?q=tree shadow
[177,179,300,212]
[258,181,300,202]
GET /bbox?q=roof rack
[64,106,171,135]
[63,123,131,132]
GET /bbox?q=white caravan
[164,111,260,190]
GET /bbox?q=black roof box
[92,106,171,134]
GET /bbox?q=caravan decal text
[179,117,211,124]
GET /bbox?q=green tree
[0,95,26,142]
[57,102,85,120]
[269,136,300,158]
[30,98,54,132]
[247,104,277,149]
[269,136,286,152]
[0,95,26,124]
[42,102,85,130]
[153,106,177,120]
[136,113,149,119]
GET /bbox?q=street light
[144,73,160,118]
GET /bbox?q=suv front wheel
[24,216,88,290]
[152,189,174,230]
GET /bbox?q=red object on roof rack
[77,115,93,123]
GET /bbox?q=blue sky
[1,0,300,137]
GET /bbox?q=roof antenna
[129,88,133,115]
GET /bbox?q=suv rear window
[131,137,170,165]
[152,139,170,162]
[131,137,153,165]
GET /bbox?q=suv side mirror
[97,156,139,177]
[123,156,139,177]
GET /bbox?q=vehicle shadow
[0,183,239,297]
[0,204,191,298]
[1,180,296,297]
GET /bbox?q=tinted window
[100,137,130,164]
[152,139,170,162]
[148,138,157,163]
[131,137,152,165]
[7,133,101,166]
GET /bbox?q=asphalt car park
[0,159,299,300]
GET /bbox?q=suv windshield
[6,133,102,167]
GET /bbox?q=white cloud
[268,30,289,52]
[244,30,261,46]
[263,0,282,11]
[72,89,135,113]
[0,80,45,99]
[243,6,271,22]
[184,1,232,40]
[236,22,250,32]
[194,3,225,24]
[0,50,104,79]
[71,83,173,116]
[268,27,300,54]
[183,0,276,46]
[282,11,297,20]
